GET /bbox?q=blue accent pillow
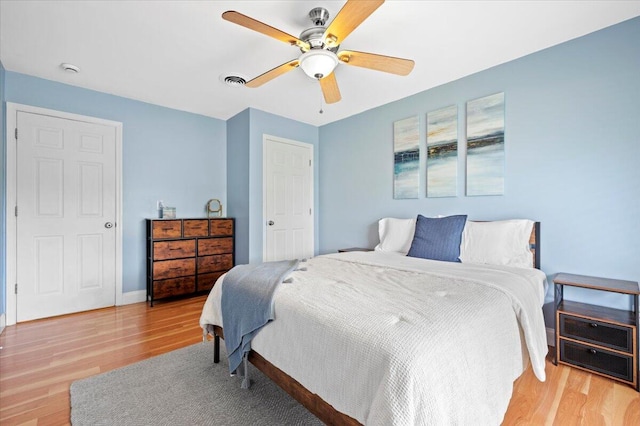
[406,215,468,262]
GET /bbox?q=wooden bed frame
[211,222,541,425]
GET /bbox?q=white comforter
[200,252,548,425]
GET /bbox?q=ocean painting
[466,92,505,196]
[427,105,457,197]
[393,116,420,199]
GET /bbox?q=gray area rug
[70,342,323,425]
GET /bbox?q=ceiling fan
[222,0,415,104]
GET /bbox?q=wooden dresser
[146,218,234,305]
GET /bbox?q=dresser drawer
[197,271,225,292]
[560,339,633,383]
[152,276,196,299]
[559,313,633,353]
[183,219,209,237]
[210,219,233,236]
[197,254,233,274]
[152,220,182,239]
[153,240,195,260]
[198,237,233,256]
[153,258,196,280]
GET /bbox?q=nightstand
[337,247,373,253]
[553,272,640,391]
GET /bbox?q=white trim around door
[4,103,124,326]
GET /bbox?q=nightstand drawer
[560,339,633,383]
[559,313,633,353]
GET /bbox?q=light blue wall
[319,17,640,317]
[227,109,251,265]
[227,108,319,264]
[0,61,6,317]
[3,72,227,295]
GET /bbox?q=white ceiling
[1,1,639,126]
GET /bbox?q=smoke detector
[60,63,80,73]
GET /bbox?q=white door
[15,111,117,322]
[264,136,314,262]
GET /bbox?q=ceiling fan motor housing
[308,7,329,26]
[299,8,339,52]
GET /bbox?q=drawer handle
[588,349,597,355]
[589,323,598,328]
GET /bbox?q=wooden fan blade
[222,11,310,51]
[245,59,300,88]
[338,50,414,76]
[319,72,341,104]
[322,0,384,47]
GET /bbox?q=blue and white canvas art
[466,92,505,196]
[427,106,458,197]
[393,116,420,199]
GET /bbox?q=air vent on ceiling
[223,75,246,87]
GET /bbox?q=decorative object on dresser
[553,272,640,391]
[146,218,234,306]
[206,198,223,217]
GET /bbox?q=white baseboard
[0,313,5,335]
[121,290,146,305]
[546,327,555,347]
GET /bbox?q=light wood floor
[1,296,639,426]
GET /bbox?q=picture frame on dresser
[146,218,235,306]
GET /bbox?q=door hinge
[15,205,18,217]
[15,128,18,140]
[309,159,311,166]
[15,283,18,294]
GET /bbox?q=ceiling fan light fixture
[299,49,338,80]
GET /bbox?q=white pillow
[459,219,535,268]
[374,217,416,255]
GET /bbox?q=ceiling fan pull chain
[319,85,324,114]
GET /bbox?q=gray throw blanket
[221,259,300,377]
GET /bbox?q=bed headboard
[530,222,541,269]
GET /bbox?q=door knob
[105,222,114,229]
[268,220,274,226]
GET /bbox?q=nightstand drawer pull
[589,348,597,354]
[589,323,598,328]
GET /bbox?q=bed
[200,217,548,425]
